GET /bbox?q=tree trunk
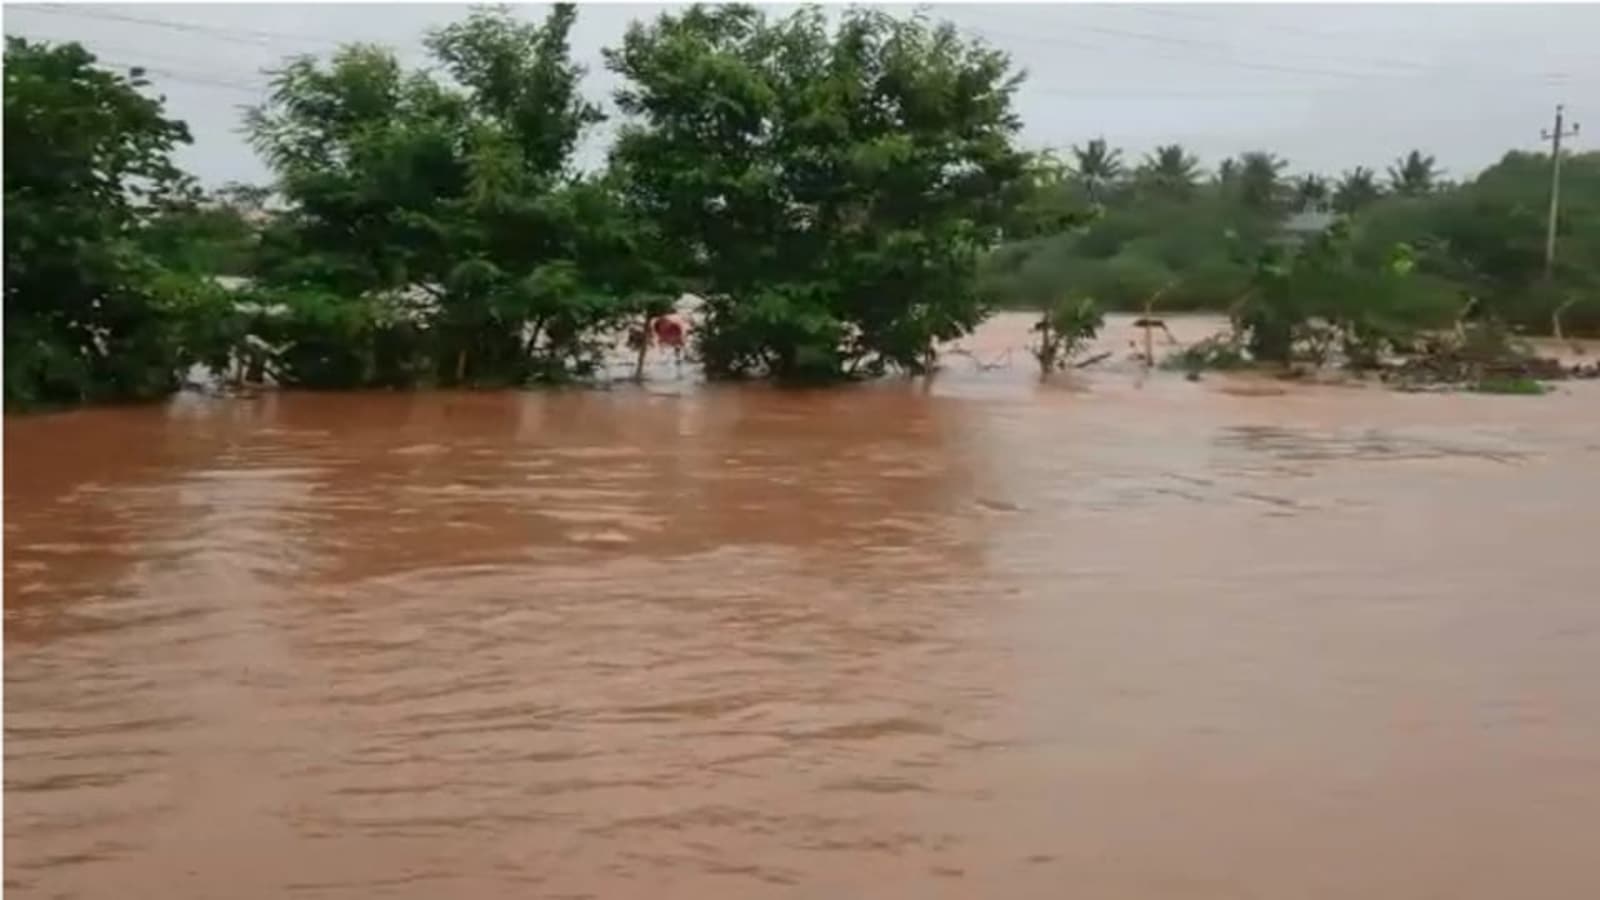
[633,313,650,382]
[524,320,545,358]
[1553,299,1576,342]
[1035,312,1056,375]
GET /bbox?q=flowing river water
[7,314,1600,899]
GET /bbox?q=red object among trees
[651,315,686,348]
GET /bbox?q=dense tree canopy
[140,183,267,278]
[1359,149,1600,332]
[5,4,1597,410]
[606,4,1031,379]
[982,139,1600,343]
[4,37,198,408]
[242,5,665,387]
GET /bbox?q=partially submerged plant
[1161,332,1248,373]
[1032,297,1104,373]
[1386,317,1566,393]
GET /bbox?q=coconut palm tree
[1214,156,1240,189]
[1332,166,1383,213]
[1069,137,1124,203]
[1137,143,1202,198]
[1291,174,1330,212]
[1388,149,1441,196]
[1238,151,1288,211]
[1024,148,1069,188]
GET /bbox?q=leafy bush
[1161,333,1248,373]
[1032,297,1104,373]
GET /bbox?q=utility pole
[1541,104,1580,280]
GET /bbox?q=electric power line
[951,16,1579,87]
[26,4,345,49]
[97,58,265,96]
[1121,4,1593,59]
[10,5,1589,113]
[22,3,1569,95]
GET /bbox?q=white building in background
[1277,210,1339,245]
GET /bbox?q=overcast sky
[6,3,1594,188]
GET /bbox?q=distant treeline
[984,141,1598,324]
[5,4,1595,409]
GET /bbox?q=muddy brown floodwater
[6,313,1600,899]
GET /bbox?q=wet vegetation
[6,4,1598,410]
[1470,376,1547,396]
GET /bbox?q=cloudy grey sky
[5,2,1594,187]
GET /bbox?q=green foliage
[1292,174,1329,212]
[1354,150,1600,333]
[606,4,1029,380]
[1162,333,1248,373]
[981,185,1270,314]
[3,37,221,409]
[1136,144,1202,200]
[1471,376,1546,395]
[1069,137,1124,204]
[982,134,1600,361]
[426,4,602,179]
[979,232,1104,373]
[1215,157,1239,189]
[979,233,1074,310]
[140,184,268,277]
[1235,221,1457,365]
[10,6,1599,411]
[1388,149,1441,197]
[1333,166,1383,214]
[1236,151,1289,213]
[1031,297,1103,373]
[243,4,657,388]
[1004,152,1095,240]
[257,289,430,388]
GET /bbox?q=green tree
[981,188,1270,315]
[1069,137,1125,204]
[1333,165,1383,213]
[976,234,1103,372]
[1237,151,1288,212]
[246,4,643,386]
[4,38,209,408]
[1292,174,1330,212]
[1356,150,1600,333]
[216,181,274,212]
[246,41,466,299]
[1215,156,1240,189]
[606,4,1030,380]
[1004,150,1094,239]
[1032,297,1103,374]
[1237,220,1456,365]
[1137,143,1202,199]
[426,4,602,180]
[981,135,1600,343]
[140,184,268,277]
[1388,149,1441,196]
